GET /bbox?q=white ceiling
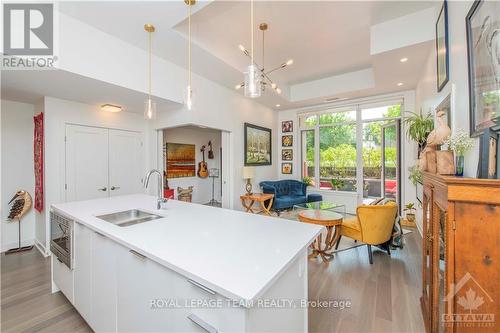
[29,1,439,111]
[1,69,181,113]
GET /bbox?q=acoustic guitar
[197,145,209,178]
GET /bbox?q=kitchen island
[50,194,323,333]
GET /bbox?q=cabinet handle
[187,279,216,295]
[129,249,146,260]
[187,314,218,333]
[95,231,106,238]
[110,186,120,191]
[98,187,107,192]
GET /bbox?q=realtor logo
[3,3,53,56]
[443,272,495,328]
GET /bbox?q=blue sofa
[259,180,322,212]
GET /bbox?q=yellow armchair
[335,201,398,264]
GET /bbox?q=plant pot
[455,155,464,177]
[406,213,416,222]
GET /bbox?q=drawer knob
[484,255,492,265]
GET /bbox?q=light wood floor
[1,229,424,333]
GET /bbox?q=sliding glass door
[381,121,401,209]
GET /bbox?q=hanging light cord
[188,1,192,89]
[148,30,152,99]
[250,0,254,61]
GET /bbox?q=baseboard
[34,239,50,257]
[1,238,34,253]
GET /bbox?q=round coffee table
[298,210,343,263]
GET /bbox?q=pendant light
[244,0,261,98]
[144,23,157,120]
[184,0,195,110]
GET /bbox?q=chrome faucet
[145,169,168,209]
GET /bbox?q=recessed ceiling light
[101,104,122,113]
[397,82,404,86]
[400,57,408,63]
[276,104,281,108]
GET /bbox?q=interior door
[109,129,143,196]
[381,120,401,208]
[66,125,109,201]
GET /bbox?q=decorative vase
[455,155,464,177]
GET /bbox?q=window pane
[319,110,356,125]
[319,124,356,191]
[361,103,401,121]
[299,115,317,128]
[301,130,315,181]
[362,122,383,201]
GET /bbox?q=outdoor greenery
[408,165,423,186]
[304,105,400,182]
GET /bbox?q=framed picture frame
[281,163,293,174]
[466,0,500,137]
[282,120,293,133]
[244,123,272,166]
[477,127,500,179]
[436,0,449,92]
[282,149,293,161]
[282,135,293,147]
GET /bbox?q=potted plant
[404,202,416,222]
[408,165,423,185]
[404,111,434,158]
[443,129,474,176]
[302,176,315,187]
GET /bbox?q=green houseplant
[404,111,434,157]
[408,165,423,185]
[404,202,416,222]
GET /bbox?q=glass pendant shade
[184,85,193,110]
[244,64,261,98]
[144,97,157,120]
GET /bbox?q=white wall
[152,74,278,211]
[1,100,36,252]
[415,0,478,178]
[36,96,149,253]
[163,126,221,204]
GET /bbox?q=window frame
[299,97,404,202]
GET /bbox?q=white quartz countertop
[52,194,323,303]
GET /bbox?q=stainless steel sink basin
[96,209,163,227]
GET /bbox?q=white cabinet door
[73,222,92,323]
[91,232,117,333]
[66,125,109,201]
[116,245,175,332]
[108,129,143,197]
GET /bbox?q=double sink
[96,209,163,227]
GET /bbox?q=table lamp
[242,166,254,195]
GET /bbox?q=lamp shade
[242,166,254,179]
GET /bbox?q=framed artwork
[244,123,272,166]
[281,163,293,174]
[466,0,500,136]
[436,0,449,92]
[282,120,293,133]
[282,149,293,161]
[477,127,500,179]
[282,135,293,147]
[166,143,196,178]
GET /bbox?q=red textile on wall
[34,113,44,212]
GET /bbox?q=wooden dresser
[421,172,499,333]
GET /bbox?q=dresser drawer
[171,276,246,332]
